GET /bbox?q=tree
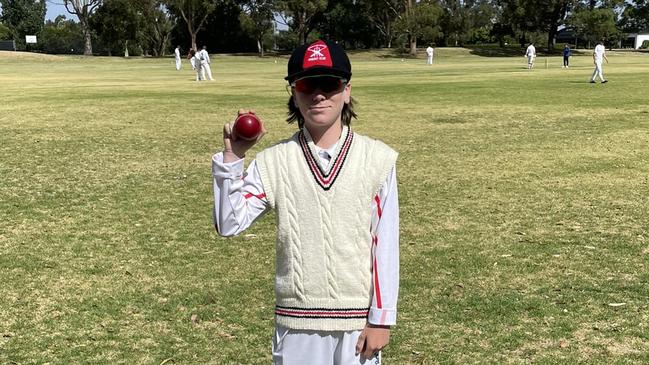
[64,0,102,55]
[540,0,576,51]
[90,0,138,56]
[619,0,649,33]
[495,0,575,51]
[164,0,218,51]
[136,0,174,57]
[495,0,534,47]
[364,0,401,48]
[569,5,618,48]
[395,0,443,55]
[276,0,328,44]
[40,15,85,54]
[90,0,172,57]
[200,1,256,52]
[0,22,11,40]
[239,0,274,56]
[467,0,497,44]
[439,0,470,46]
[316,0,374,48]
[0,0,46,49]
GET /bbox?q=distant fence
[0,40,16,51]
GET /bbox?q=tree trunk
[300,29,308,45]
[386,20,392,48]
[257,38,264,57]
[191,32,197,52]
[547,1,567,53]
[159,34,168,57]
[83,27,92,56]
[409,35,417,55]
[547,34,556,52]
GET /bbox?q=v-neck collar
[298,126,354,191]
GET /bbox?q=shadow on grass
[466,46,591,57]
[467,46,526,57]
[218,46,596,59]
[347,46,594,59]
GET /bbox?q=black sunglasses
[292,76,347,94]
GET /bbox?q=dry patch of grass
[0,50,63,60]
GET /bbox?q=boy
[189,50,202,81]
[426,44,434,65]
[174,45,182,71]
[590,41,608,84]
[525,42,536,69]
[200,46,214,81]
[212,40,399,365]
[562,44,571,68]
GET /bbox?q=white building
[628,33,649,49]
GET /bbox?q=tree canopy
[0,0,46,49]
[6,0,649,55]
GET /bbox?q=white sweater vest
[256,127,398,331]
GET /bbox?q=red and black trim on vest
[275,305,369,319]
[298,129,354,191]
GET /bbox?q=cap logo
[303,40,332,69]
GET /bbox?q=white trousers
[175,58,181,71]
[202,62,214,80]
[527,56,535,68]
[591,61,605,82]
[427,55,433,65]
[272,326,381,365]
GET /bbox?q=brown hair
[286,96,357,129]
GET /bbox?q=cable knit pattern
[318,189,340,299]
[279,148,307,301]
[255,129,397,331]
[353,170,372,295]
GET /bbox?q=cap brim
[285,67,351,82]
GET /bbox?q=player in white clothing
[174,45,181,71]
[426,45,434,65]
[189,49,202,81]
[590,41,608,83]
[212,40,399,365]
[200,46,214,81]
[525,43,536,69]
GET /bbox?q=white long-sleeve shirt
[594,44,605,63]
[212,138,400,326]
[526,45,536,57]
[200,49,211,64]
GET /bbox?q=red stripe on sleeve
[243,193,266,200]
[373,255,383,309]
[374,195,382,219]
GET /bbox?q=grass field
[1,48,648,364]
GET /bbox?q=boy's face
[292,76,351,131]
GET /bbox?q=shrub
[0,22,13,40]
[40,18,84,54]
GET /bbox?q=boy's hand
[355,323,390,360]
[223,109,266,163]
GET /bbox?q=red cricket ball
[234,113,262,140]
